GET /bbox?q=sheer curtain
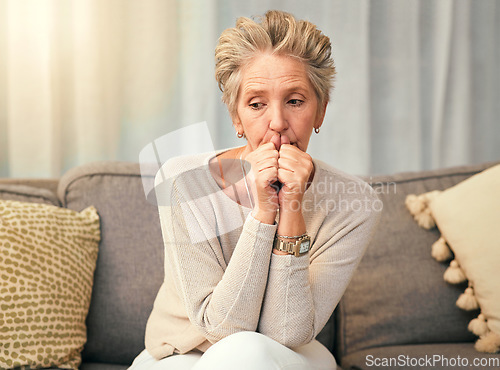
[0,0,499,178]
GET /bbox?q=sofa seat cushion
[80,363,129,370]
[341,342,500,370]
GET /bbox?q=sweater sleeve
[159,178,277,344]
[257,185,381,347]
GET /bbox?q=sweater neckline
[205,147,253,210]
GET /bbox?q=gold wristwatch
[273,233,311,257]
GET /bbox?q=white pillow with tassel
[406,164,500,353]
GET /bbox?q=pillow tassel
[405,194,425,214]
[416,208,436,229]
[419,208,436,229]
[443,260,466,284]
[405,191,441,229]
[456,286,479,310]
[431,236,452,262]
[468,314,489,336]
[475,331,500,354]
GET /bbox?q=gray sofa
[1,160,499,369]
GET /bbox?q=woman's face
[234,53,326,154]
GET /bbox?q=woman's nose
[268,105,288,133]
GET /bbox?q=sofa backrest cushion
[58,161,163,366]
[0,183,59,205]
[337,161,500,359]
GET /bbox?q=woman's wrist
[279,195,305,215]
[251,208,277,225]
[277,207,306,238]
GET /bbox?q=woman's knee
[194,331,284,369]
[209,331,276,357]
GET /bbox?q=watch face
[299,239,310,254]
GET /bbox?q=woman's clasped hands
[244,133,314,225]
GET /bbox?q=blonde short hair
[215,10,336,117]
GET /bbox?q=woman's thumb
[281,135,290,146]
[271,134,281,150]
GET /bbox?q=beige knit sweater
[145,149,381,360]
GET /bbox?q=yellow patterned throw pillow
[0,200,100,369]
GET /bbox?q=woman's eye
[249,102,264,110]
[289,99,304,106]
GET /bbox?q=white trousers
[129,332,337,370]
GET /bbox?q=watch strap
[273,234,311,257]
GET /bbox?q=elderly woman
[130,10,380,370]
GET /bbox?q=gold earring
[237,132,244,138]
[314,127,320,134]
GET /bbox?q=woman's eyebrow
[242,88,266,97]
[242,84,309,98]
